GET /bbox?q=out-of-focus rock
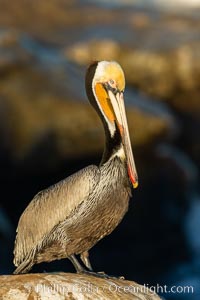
[1,80,173,165]
[0,30,176,168]
[66,38,200,115]
[0,29,32,71]
[121,44,200,115]
[67,39,121,66]
[129,13,152,29]
[0,0,199,117]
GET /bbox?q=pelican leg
[69,255,124,279]
[80,251,93,271]
[68,254,87,273]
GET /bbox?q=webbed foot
[79,270,125,280]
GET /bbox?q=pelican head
[85,61,138,188]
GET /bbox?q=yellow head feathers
[93,61,125,92]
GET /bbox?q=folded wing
[14,165,100,267]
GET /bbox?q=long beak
[108,90,138,188]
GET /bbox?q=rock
[66,39,121,66]
[121,44,200,115]
[0,30,176,168]
[66,37,200,115]
[0,29,32,71]
[1,89,174,167]
[63,8,200,116]
[0,273,161,300]
[1,1,199,117]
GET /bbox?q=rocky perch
[0,273,161,300]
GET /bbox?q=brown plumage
[13,61,138,275]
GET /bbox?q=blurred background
[0,0,200,299]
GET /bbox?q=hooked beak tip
[128,166,138,189]
[133,181,138,189]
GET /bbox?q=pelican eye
[108,79,116,88]
[103,79,118,95]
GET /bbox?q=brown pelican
[13,61,138,275]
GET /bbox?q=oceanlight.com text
[35,282,194,296]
